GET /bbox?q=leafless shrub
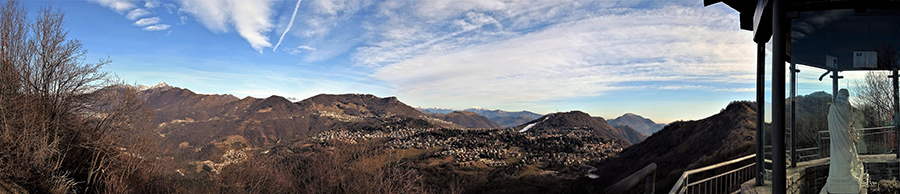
[0,1,168,193]
[854,45,900,128]
[854,71,893,127]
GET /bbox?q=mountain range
[138,83,461,162]
[513,110,648,145]
[135,83,671,162]
[139,82,665,150]
[417,107,543,127]
[607,113,667,135]
[125,82,760,193]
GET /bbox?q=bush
[0,1,170,193]
[870,178,900,194]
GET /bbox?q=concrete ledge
[733,154,898,194]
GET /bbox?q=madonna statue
[824,89,867,194]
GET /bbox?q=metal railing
[669,154,756,194]
[764,126,896,164]
[604,163,657,194]
[817,126,895,157]
[764,128,820,162]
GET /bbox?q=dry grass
[216,141,429,194]
[428,156,455,166]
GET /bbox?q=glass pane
[791,9,900,71]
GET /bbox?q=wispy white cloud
[126,8,150,20]
[143,24,170,31]
[145,0,157,8]
[164,3,178,14]
[265,0,371,62]
[134,17,160,26]
[179,0,275,53]
[298,0,369,38]
[89,0,172,31]
[368,4,754,107]
[314,0,352,15]
[274,0,303,52]
[286,45,316,55]
[89,0,136,13]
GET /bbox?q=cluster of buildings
[385,135,448,149]
[312,127,440,144]
[191,147,252,175]
[313,127,624,168]
[314,111,367,122]
[440,147,521,166]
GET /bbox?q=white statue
[824,89,867,194]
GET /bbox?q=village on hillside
[313,127,624,169]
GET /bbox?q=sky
[19,0,868,123]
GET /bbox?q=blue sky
[21,0,861,123]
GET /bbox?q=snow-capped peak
[139,81,173,91]
[467,106,490,111]
[152,82,169,88]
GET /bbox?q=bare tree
[853,71,893,127]
[0,1,166,193]
[853,45,899,127]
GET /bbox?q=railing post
[790,61,797,167]
[893,67,899,158]
[818,132,823,158]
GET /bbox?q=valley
[136,83,755,193]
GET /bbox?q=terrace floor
[735,154,897,194]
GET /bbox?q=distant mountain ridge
[607,113,667,135]
[417,107,543,127]
[513,110,647,146]
[135,84,460,163]
[427,111,503,128]
[297,94,427,119]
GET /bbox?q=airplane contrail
[273,0,302,52]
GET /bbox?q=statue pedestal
[820,170,868,194]
[819,184,867,194]
[824,178,861,193]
